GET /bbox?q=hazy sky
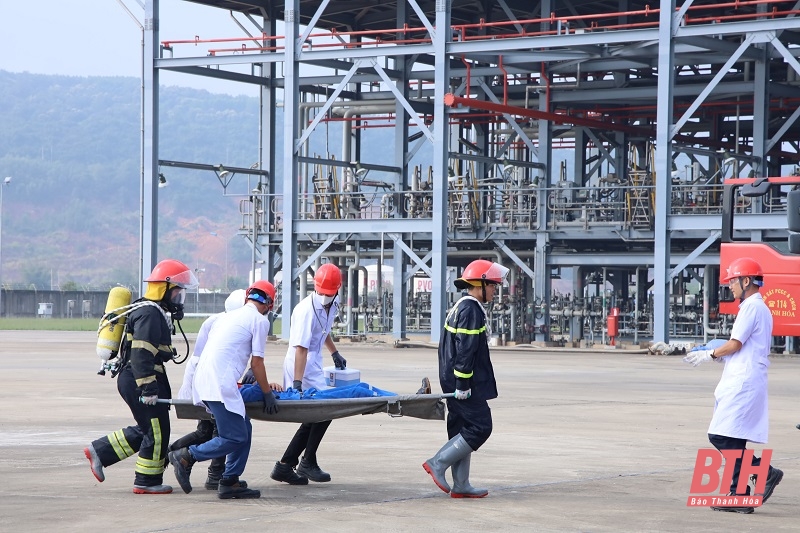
[0,1,263,96]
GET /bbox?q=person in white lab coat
[169,289,246,490]
[168,281,279,500]
[270,263,347,485]
[684,257,783,513]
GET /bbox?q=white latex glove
[683,350,713,367]
[454,389,472,400]
[140,394,159,405]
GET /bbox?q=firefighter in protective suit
[84,259,198,494]
[423,259,509,498]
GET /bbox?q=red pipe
[444,93,647,135]
[461,55,472,99]
[443,93,800,161]
[498,56,508,105]
[164,0,795,54]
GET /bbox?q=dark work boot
[168,447,196,494]
[204,456,225,490]
[270,461,309,485]
[753,466,784,504]
[416,377,432,395]
[207,472,247,490]
[218,477,260,500]
[422,434,473,494]
[296,457,331,482]
[710,493,755,514]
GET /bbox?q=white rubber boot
[450,454,488,498]
[422,434,473,494]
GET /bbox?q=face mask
[169,288,186,306]
[314,292,336,306]
[166,287,186,320]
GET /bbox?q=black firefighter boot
[450,454,488,498]
[422,434,473,494]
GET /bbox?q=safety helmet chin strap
[737,276,761,303]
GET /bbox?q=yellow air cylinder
[96,287,132,361]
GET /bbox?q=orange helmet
[721,257,764,283]
[454,259,510,289]
[314,263,342,296]
[145,259,198,288]
[246,280,276,309]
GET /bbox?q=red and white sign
[415,278,433,293]
[686,448,771,508]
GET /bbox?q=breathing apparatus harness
[96,299,190,377]
[447,294,491,335]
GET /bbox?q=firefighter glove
[331,350,347,370]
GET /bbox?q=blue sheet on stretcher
[239,382,397,403]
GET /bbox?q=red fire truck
[720,176,800,336]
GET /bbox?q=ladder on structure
[627,170,653,229]
[312,172,338,219]
[448,171,478,230]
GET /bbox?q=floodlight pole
[0,177,11,317]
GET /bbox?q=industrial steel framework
[139,0,800,345]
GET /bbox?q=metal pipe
[346,250,360,336]
[299,255,308,299]
[357,265,368,334]
[602,267,607,345]
[509,265,517,343]
[342,105,398,164]
[634,266,640,346]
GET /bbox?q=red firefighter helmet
[246,280,276,309]
[144,259,198,288]
[454,259,510,289]
[721,257,764,283]
[314,263,342,296]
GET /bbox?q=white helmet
[224,289,247,312]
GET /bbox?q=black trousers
[446,396,492,451]
[169,419,225,477]
[280,420,333,466]
[708,433,762,495]
[91,365,171,486]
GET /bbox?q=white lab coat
[283,295,338,391]
[177,312,222,400]
[192,303,269,418]
[708,292,772,443]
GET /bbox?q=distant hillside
[0,70,267,289]
[0,70,431,290]
[0,71,345,289]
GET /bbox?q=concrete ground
[1,330,798,533]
